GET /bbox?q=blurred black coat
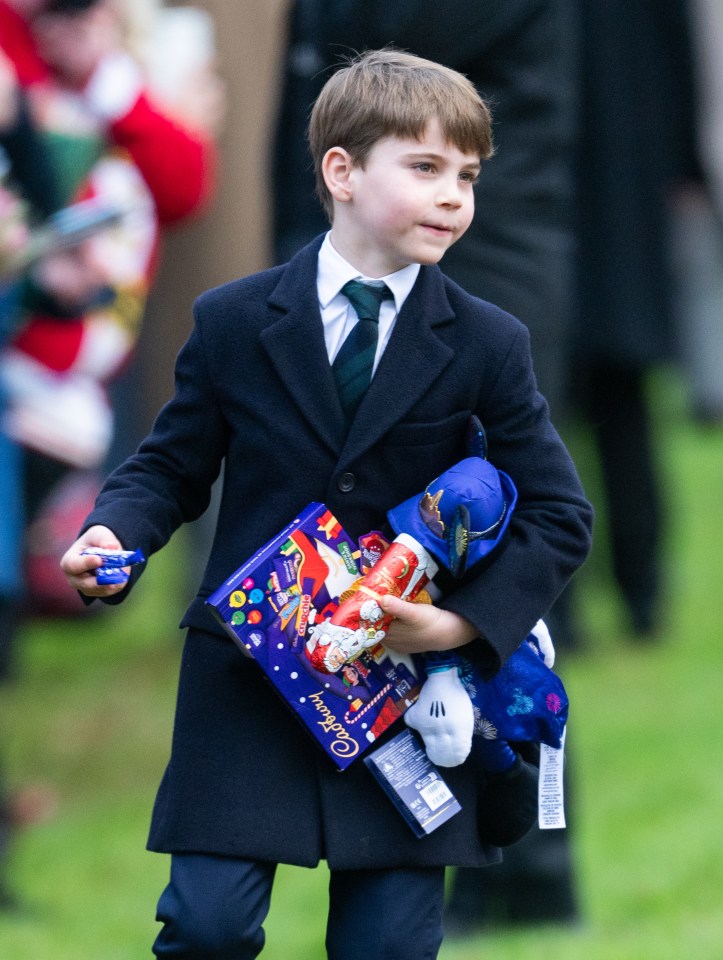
[83,236,592,868]
[574,0,698,366]
[272,0,579,408]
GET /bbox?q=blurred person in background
[101,0,225,472]
[272,0,583,934]
[0,0,222,906]
[1,50,34,911]
[273,0,580,633]
[123,0,225,146]
[0,0,221,587]
[1,43,65,910]
[0,41,69,667]
[669,0,723,427]
[0,0,162,614]
[1,0,218,220]
[570,0,698,639]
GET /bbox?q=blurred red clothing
[0,0,218,468]
[0,0,48,85]
[0,0,217,225]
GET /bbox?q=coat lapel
[261,243,457,465]
[261,239,348,455]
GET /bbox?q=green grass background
[1,371,722,959]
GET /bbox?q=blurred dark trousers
[153,852,445,960]
[584,360,662,632]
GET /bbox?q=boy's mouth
[421,223,454,237]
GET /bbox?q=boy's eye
[459,171,480,184]
[414,162,435,174]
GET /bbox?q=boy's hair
[309,48,494,220]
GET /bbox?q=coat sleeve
[440,322,593,669]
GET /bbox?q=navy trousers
[153,853,446,960]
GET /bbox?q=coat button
[337,472,356,493]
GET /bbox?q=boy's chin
[414,238,459,267]
[417,249,449,266]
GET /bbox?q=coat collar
[262,236,456,464]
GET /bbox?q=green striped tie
[333,279,394,422]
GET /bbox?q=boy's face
[327,117,480,277]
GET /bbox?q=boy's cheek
[454,210,475,243]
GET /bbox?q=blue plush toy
[386,418,568,768]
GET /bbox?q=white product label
[538,725,567,829]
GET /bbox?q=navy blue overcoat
[84,237,593,869]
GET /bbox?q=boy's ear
[322,147,355,204]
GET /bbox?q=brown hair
[309,48,494,219]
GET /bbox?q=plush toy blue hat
[387,419,518,577]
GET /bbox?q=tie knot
[342,279,394,323]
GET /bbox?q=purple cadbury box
[206,503,421,770]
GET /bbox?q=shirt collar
[317,232,420,312]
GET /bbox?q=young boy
[61,49,593,960]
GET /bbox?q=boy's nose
[436,179,463,208]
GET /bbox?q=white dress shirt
[317,232,420,374]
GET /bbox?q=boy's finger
[379,594,423,623]
[60,550,103,578]
[379,594,404,617]
[65,569,128,597]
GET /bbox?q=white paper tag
[538,725,567,829]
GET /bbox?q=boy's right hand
[60,525,130,598]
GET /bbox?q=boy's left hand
[60,525,129,599]
[380,595,477,654]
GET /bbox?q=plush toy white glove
[404,666,474,767]
[530,618,555,668]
